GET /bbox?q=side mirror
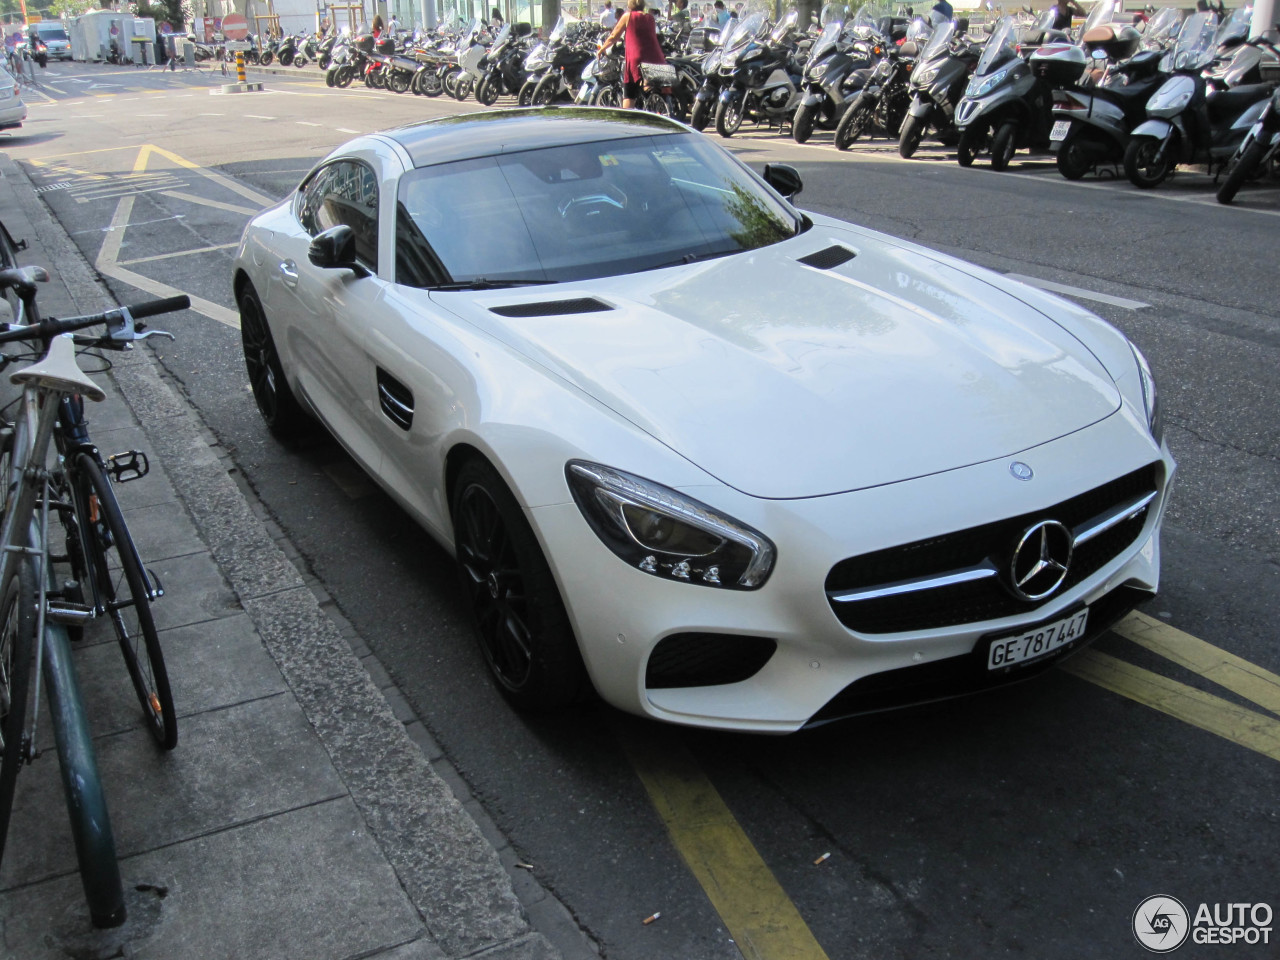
[515,21,533,37]
[1091,47,1108,60]
[762,162,803,200]
[308,225,367,275]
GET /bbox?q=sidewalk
[0,155,588,960]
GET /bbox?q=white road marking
[337,127,359,134]
[1006,274,1151,310]
[296,120,321,126]
[244,114,276,119]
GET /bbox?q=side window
[294,160,379,271]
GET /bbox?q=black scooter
[899,18,979,158]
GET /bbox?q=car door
[275,152,396,475]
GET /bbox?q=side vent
[797,245,857,270]
[490,297,612,318]
[376,368,414,431]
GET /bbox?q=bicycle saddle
[10,333,105,402]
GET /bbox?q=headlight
[809,61,828,79]
[566,461,775,590]
[968,67,1008,98]
[1131,343,1163,444]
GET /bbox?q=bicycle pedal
[46,601,94,626]
[107,450,149,482]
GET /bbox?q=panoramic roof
[385,107,687,168]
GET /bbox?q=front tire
[898,112,926,159]
[476,73,500,106]
[715,96,743,138]
[532,74,559,105]
[689,97,711,131]
[990,121,1017,171]
[1217,139,1264,204]
[792,102,816,144]
[452,459,586,711]
[239,284,313,439]
[1123,134,1172,189]
[956,123,984,167]
[454,74,474,101]
[0,562,35,863]
[834,94,873,150]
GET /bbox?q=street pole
[1252,0,1276,38]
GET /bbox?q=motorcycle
[793,4,859,143]
[714,9,805,138]
[475,22,534,105]
[530,17,599,105]
[1124,11,1280,189]
[1049,6,1183,180]
[576,49,625,106]
[1217,67,1280,203]
[833,13,930,150]
[689,21,735,131]
[898,16,981,158]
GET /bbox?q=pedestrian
[598,0,667,108]
[672,0,691,28]
[1051,0,1084,31]
[371,14,385,37]
[491,7,505,27]
[600,0,618,28]
[388,13,400,36]
[713,0,731,28]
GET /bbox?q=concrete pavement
[0,150,595,960]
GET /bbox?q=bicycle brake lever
[134,330,176,342]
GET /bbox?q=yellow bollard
[236,50,246,84]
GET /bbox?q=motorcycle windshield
[1080,0,1117,36]
[976,17,1017,75]
[820,3,848,27]
[850,3,892,37]
[905,16,933,44]
[921,20,955,60]
[523,41,547,69]
[490,23,511,49]
[549,15,568,43]
[1171,11,1218,72]
[1142,7,1182,48]
[770,9,799,43]
[728,13,766,50]
[811,21,842,61]
[1213,6,1252,48]
[456,20,480,52]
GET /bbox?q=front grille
[646,633,777,689]
[807,583,1150,725]
[825,464,1159,634]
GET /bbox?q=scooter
[899,17,981,158]
[793,5,870,143]
[1217,79,1280,203]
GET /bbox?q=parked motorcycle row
[308,2,1280,204]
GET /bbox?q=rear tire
[990,121,1017,171]
[1217,138,1264,204]
[1055,127,1093,180]
[416,69,443,96]
[898,112,926,159]
[792,102,816,144]
[0,561,36,863]
[388,68,411,93]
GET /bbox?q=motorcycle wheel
[476,74,500,106]
[455,75,474,101]
[689,97,711,132]
[956,124,984,167]
[898,113,926,159]
[1216,139,1264,204]
[443,68,461,98]
[990,122,1017,171]
[295,55,307,68]
[280,51,294,66]
[643,91,671,117]
[325,67,337,87]
[319,54,331,70]
[1123,134,1172,189]
[715,97,743,138]
[389,69,411,94]
[518,78,537,106]
[416,69,443,96]
[261,51,274,65]
[792,102,816,144]
[246,51,260,65]
[532,74,559,105]
[335,65,354,88]
[1055,129,1093,181]
[834,96,873,150]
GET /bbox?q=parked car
[232,108,1175,733]
[0,66,27,131]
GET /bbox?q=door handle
[279,259,299,288]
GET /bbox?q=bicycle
[0,265,187,923]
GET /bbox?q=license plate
[987,609,1088,671]
[1050,119,1071,141]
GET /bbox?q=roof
[384,107,688,168]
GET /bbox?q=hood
[435,228,1121,499]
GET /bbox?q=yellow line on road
[1061,650,1280,763]
[1113,612,1280,718]
[160,190,260,216]
[617,724,831,960]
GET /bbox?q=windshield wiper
[642,249,738,272]
[430,278,557,291]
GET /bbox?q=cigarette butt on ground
[813,851,831,865]
[643,912,661,925]
[515,863,534,870]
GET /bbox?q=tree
[48,0,98,17]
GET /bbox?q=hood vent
[797,245,857,270]
[490,297,613,318]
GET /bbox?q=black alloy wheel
[476,73,500,105]
[451,459,586,710]
[834,96,873,150]
[990,121,1018,171]
[238,285,313,439]
[715,96,744,138]
[1123,134,1173,188]
[1055,127,1093,181]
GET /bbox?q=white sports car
[233,108,1174,733]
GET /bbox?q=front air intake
[646,633,777,689]
[489,298,613,318]
[797,245,857,270]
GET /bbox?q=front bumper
[531,409,1174,733]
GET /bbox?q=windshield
[1142,7,1181,47]
[850,2,891,36]
[456,19,480,49]
[395,133,799,286]
[1172,11,1217,71]
[821,3,848,26]
[1214,5,1252,47]
[1080,0,1117,35]
[491,23,511,47]
[976,15,1016,74]
[770,9,799,42]
[921,19,954,58]
[728,12,767,48]
[905,15,932,43]
[549,15,568,42]
[36,26,68,40]
[811,20,843,59]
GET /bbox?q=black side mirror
[762,163,803,201]
[515,21,533,37]
[308,225,366,276]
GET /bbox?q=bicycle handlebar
[0,294,190,347]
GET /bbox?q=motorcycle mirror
[1091,47,1107,59]
[762,163,804,200]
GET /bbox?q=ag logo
[1133,895,1190,953]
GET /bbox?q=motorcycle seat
[1090,78,1159,107]
[1206,82,1276,123]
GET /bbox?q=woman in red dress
[598,0,667,109]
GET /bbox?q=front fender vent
[489,297,612,318]
[797,245,857,270]
[376,368,414,431]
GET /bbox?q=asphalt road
[6,61,1279,960]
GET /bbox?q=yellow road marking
[617,724,831,960]
[118,242,240,266]
[1061,650,1280,763]
[160,190,261,216]
[1112,612,1280,718]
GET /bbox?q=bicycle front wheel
[0,561,36,865]
[74,454,176,749]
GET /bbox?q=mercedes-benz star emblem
[1009,520,1073,601]
[1010,461,1034,481]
